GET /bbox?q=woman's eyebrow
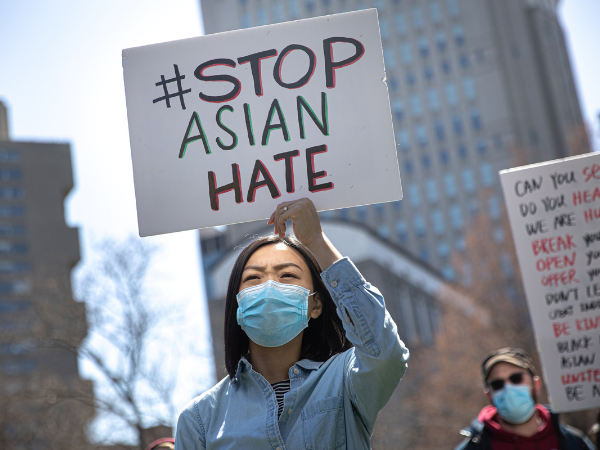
[242,262,303,272]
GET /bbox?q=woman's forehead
[245,243,307,268]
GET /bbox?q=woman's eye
[281,273,299,279]
[244,274,260,282]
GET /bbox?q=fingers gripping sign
[267,199,323,245]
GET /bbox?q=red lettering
[541,269,579,287]
[573,187,600,206]
[583,164,600,183]
[531,235,576,256]
[553,321,570,337]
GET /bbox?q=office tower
[0,102,93,448]
[199,0,590,280]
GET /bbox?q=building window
[489,196,501,220]
[441,60,451,74]
[407,183,420,207]
[380,18,390,40]
[493,226,504,243]
[455,236,466,251]
[388,76,399,91]
[440,149,450,165]
[458,144,468,160]
[480,163,494,186]
[431,210,445,235]
[419,246,430,262]
[404,160,414,175]
[357,205,368,221]
[2,359,38,375]
[0,280,30,295]
[392,100,404,121]
[338,208,349,221]
[396,221,408,243]
[471,108,482,130]
[393,200,402,212]
[418,37,429,57]
[288,0,299,18]
[445,83,457,105]
[0,241,27,254]
[412,7,424,30]
[428,89,440,111]
[0,206,25,218]
[413,215,426,237]
[425,179,439,202]
[0,151,20,163]
[453,25,465,46]
[443,174,457,197]
[493,134,503,149]
[447,0,460,17]
[449,205,463,230]
[416,125,428,147]
[0,169,21,181]
[398,129,410,152]
[0,300,31,314]
[256,7,268,25]
[0,187,25,200]
[501,253,514,277]
[459,54,469,68]
[463,77,476,100]
[322,0,331,6]
[422,155,431,170]
[374,203,385,216]
[400,43,412,65]
[424,66,434,80]
[468,199,479,216]
[272,4,284,22]
[477,138,487,154]
[452,114,463,136]
[437,241,450,257]
[430,2,442,23]
[378,225,390,239]
[406,71,416,85]
[383,47,397,70]
[0,262,30,274]
[442,266,456,281]
[434,120,446,142]
[305,0,315,13]
[436,31,447,51]
[0,224,25,236]
[395,13,407,35]
[241,12,253,28]
[462,168,476,192]
[410,94,422,117]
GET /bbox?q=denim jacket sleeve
[321,257,409,432]
[174,399,206,450]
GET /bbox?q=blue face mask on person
[491,384,536,424]
[236,280,314,347]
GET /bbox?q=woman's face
[239,242,322,320]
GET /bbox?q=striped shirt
[270,379,291,419]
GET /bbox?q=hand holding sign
[268,198,342,270]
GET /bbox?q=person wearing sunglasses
[175,198,409,449]
[455,347,595,450]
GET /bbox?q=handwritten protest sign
[122,10,401,237]
[500,152,600,412]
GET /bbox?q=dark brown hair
[224,235,352,378]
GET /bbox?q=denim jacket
[175,257,409,450]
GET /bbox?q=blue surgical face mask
[236,280,314,348]
[491,384,536,424]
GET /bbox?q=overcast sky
[0,0,598,444]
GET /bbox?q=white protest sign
[123,10,401,237]
[500,152,600,412]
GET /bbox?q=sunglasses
[488,372,526,391]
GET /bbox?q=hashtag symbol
[152,64,192,110]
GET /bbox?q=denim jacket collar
[234,355,324,379]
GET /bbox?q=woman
[175,198,409,449]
